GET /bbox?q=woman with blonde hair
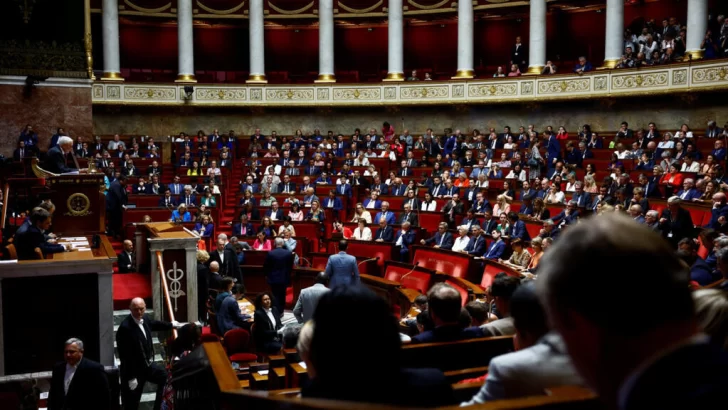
[693,289,728,348]
[526,237,544,270]
[350,203,372,224]
[583,174,598,193]
[492,194,511,217]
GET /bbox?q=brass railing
[156,250,178,339]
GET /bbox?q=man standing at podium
[107,174,128,238]
[44,136,78,174]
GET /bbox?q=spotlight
[184,85,194,99]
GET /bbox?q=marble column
[603,0,624,68]
[316,0,336,82]
[101,0,122,80]
[453,0,474,79]
[686,0,708,60]
[527,0,547,74]
[247,0,267,83]
[384,0,404,81]
[176,0,196,83]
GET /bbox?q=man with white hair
[645,210,660,232]
[44,136,78,174]
[676,178,700,201]
[628,205,645,223]
[49,337,110,410]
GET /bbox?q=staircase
[218,163,244,237]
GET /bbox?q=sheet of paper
[298,361,307,369]
[0,260,18,264]
[75,247,92,251]
[257,370,269,376]
[39,392,49,399]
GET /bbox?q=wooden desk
[238,298,255,318]
[50,235,117,261]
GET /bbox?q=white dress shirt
[452,236,470,252]
[64,363,78,394]
[264,307,276,327]
[133,317,147,339]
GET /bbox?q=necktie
[341,186,345,195]
[380,229,384,239]
[186,196,190,205]
[439,234,445,246]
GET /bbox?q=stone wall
[0,79,92,157]
[92,94,726,138]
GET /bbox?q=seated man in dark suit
[373,217,394,242]
[421,222,454,250]
[463,225,487,256]
[117,240,136,273]
[302,285,455,407]
[43,136,78,174]
[49,338,110,410]
[394,222,416,262]
[158,189,178,208]
[14,207,67,260]
[216,280,252,335]
[412,283,481,344]
[537,213,728,410]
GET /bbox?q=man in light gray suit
[480,273,520,336]
[293,272,330,323]
[325,240,360,288]
[462,283,583,405]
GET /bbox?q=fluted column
[384,0,404,81]
[175,0,196,83]
[247,0,267,83]
[101,0,122,80]
[453,0,474,79]
[527,0,547,74]
[686,0,708,60]
[603,0,624,68]
[316,0,335,82]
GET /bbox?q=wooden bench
[400,335,514,371]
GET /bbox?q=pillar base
[100,72,124,81]
[451,69,475,80]
[314,74,336,83]
[246,74,268,84]
[685,49,705,60]
[601,59,620,69]
[175,74,197,83]
[526,65,544,75]
[383,72,405,82]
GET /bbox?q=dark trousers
[121,363,167,410]
[107,208,123,236]
[270,283,287,316]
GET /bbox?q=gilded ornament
[354,89,360,98]
[65,193,92,217]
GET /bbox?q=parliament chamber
[2,0,728,409]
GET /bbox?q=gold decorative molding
[175,74,197,83]
[123,0,171,14]
[408,0,449,10]
[267,1,314,15]
[383,72,405,81]
[90,60,728,107]
[338,0,383,13]
[196,0,245,14]
[315,73,336,83]
[452,69,475,79]
[101,72,124,81]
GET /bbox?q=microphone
[300,257,312,268]
[357,256,380,268]
[399,261,421,284]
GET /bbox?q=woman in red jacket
[382,121,395,142]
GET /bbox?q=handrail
[0,184,9,230]
[156,250,178,339]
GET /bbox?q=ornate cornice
[90,60,728,107]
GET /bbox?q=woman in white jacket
[352,218,372,241]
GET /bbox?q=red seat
[286,286,294,309]
[445,279,469,306]
[113,273,152,310]
[223,329,258,363]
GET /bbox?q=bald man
[117,240,135,273]
[116,297,175,410]
[706,192,728,230]
[208,260,223,290]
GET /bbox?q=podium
[47,174,106,235]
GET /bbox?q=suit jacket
[375,211,397,226]
[465,235,487,256]
[158,196,178,207]
[677,188,701,201]
[49,357,110,410]
[463,333,582,405]
[44,145,76,174]
[168,183,184,196]
[208,249,242,282]
[571,191,592,208]
[480,317,515,337]
[511,43,528,64]
[217,293,251,335]
[264,248,294,286]
[390,184,408,196]
[371,183,389,195]
[325,251,360,288]
[179,194,197,207]
[253,307,283,349]
[279,181,297,193]
[115,314,172,382]
[424,232,454,250]
[266,209,285,220]
[481,219,498,235]
[363,198,382,209]
[117,251,135,273]
[658,207,694,244]
[399,212,419,227]
[374,226,394,242]
[231,222,254,237]
[621,337,728,410]
[395,230,416,253]
[442,201,464,223]
[411,324,483,344]
[15,224,64,260]
[321,197,343,211]
[509,220,531,241]
[706,204,728,229]
[483,240,506,259]
[552,210,580,226]
[293,283,330,324]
